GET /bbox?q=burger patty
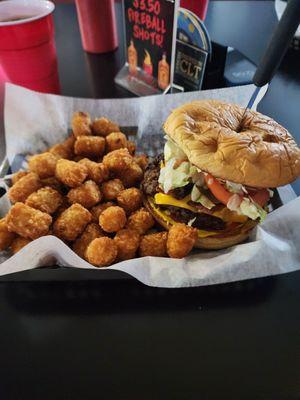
[171,184,194,199]
[165,206,226,231]
[141,154,163,196]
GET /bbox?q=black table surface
[1,2,300,399]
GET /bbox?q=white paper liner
[1,83,299,287]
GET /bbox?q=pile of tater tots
[0,111,196,267]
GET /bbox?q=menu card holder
[115,0,179,96]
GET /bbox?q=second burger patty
[141,154,226,231]
[165,206,225,230]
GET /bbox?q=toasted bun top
[164,100,300,187]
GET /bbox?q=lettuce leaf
[164,139,187,162]
[225,180,244,194]
[160,140,206,193]
[239,198,267,222]
[191,185,215,209]
[158,159,190,193]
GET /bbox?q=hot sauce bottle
[158,52,170,90]
[143,50,153,81]
[128,39,137,75]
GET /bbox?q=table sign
[115,0,179,96]
[173,8,211,91]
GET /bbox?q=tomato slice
[249,189,270,207]
[204,174,233,206]
[204,174,270,208]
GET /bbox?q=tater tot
[79,159,109,184]
[90,202,114,223]
[92,117,119,137]
[55,159,88,188]
[118,162,143,188]
[74,136,105,159]
[139,232,168,257]
[86,237,118,267]
[127,208,154,235]
[105,132,127,153]
[99,206,127,233]
[73,155,85,162]
[26,187,63,214]
[54,197,70,217]
[102,148,133,174]
[71,111,92,137]
[64,134,76,150]
[101,179,124,201]
[53,203,92,241]
[41,177,65,193]
[11,171,28,185]
[50,143,73,160]
[126,140,136,155]
[134,154,148,171]
[49,135,75,160]
[28,152,58,179]
[166,223,198,259]
[114,229,140,261]
[67,180,102,209]
[11,237,31,254]
[0,219,15,251]
[6,202,52,240]
[117,188,143,214]
[72,223,104,259]
[8,172,42,203]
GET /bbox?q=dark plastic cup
[75,0,118,54]
[0,0,60,94]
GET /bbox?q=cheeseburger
[142,100,300,249]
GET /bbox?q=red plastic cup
[14,70,61,94]
[75,0,118,54]
[0,0,60,94]
[180,0,209,21]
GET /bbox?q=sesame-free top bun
[164,100,300,188]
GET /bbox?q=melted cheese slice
[154,193,195,211]
[154,193,247,223]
